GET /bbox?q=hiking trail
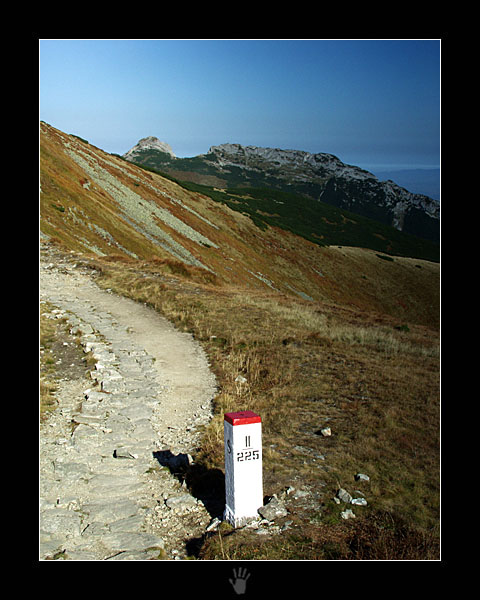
[40,245,218,560]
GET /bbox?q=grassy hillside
[86,254,439,559]
[126,146,440,246]
[131,163,440,262]
[40,122,439,327]
[182,182,439,262]
[40,122,440,558]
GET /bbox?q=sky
[39,39,440,172]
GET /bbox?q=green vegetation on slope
[132,159,439,262]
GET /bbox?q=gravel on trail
[40,246,218,560]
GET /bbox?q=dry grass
[92,256,440,559]
[40,304,59,420]
[199,509,440,560]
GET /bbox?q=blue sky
[39,39,440,172]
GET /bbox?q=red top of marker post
[224,411,261,426]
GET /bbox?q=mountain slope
[40,122,439,559]
[40,122,439,327]
[123,139,440,243]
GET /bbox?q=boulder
[351,497,367,506]
[336,488,352,504]
[165,493,197,512]
[257,495,288,521]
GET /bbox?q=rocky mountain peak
[208,142,320,165]
[124,136,176,159]
[207,142,376,182]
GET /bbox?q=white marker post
[223,411,263,527]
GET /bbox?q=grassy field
[86,254,440,559]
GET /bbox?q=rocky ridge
[206,143,373,182]
[204,143,440,229]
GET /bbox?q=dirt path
[40,246,218,560]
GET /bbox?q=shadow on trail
[152,450,225,519]
[153,450,226,557]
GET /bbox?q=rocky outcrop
[205,143,440,238]
[206,143,373,182]
[123,136,176,160]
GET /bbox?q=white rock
[336,488,352,503]
[351,498,368,506]
[205,517,221,532]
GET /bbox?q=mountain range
[122,137,440,244]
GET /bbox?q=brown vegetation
[40,123,440,559]
[89,256,439,559]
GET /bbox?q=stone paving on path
[40,248,218,560]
